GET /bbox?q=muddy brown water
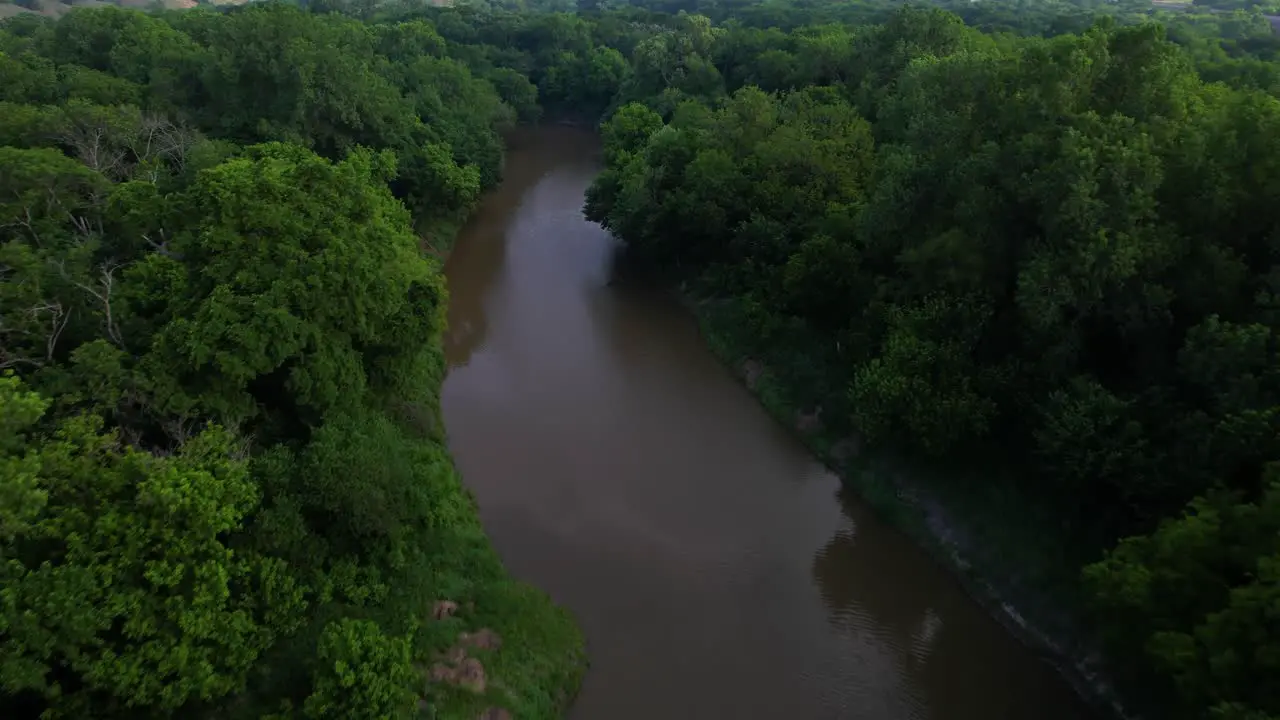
[440,126,1093,720]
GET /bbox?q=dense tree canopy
[6,0,1280,718]
[583,4,1280,720]
[0,2,589,719]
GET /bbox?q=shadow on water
[812,486,1088,720]
[440,125,1096,720]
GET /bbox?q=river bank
[442,124,1092,720]
[410,450,586,719]
[677,289,1133,720]
[415,163,586,718]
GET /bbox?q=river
[440,126,1092,720]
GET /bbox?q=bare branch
[228,427,255,461]
[0,313,40,366]
[132,115,201,177]
[16,205,40,246]
[60,113,132,181]
[0,340,42,370]
[71,261,127,350]
[0,302,71,370]
[143,229,184,260]
[42,302,71,363]
[119,423,144,450]
[68,213,96,241]
[160,414,196,446]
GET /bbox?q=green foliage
[0,374,304,718]
[1083,476,1280,715]
[0,5,587,718]
[301,619,417,720]
[9,0,1280,718]
[142,143,442,427]
[850,296,1000,455]
[585,6,1280,719]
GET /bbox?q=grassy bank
[414,208,586,720]
[683,290,1128,720]
[407,464,587,718]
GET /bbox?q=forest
[0,3,588,719]
[3,0,1280,718]
[583,4,1280,720]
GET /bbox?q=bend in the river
[441,125,1093,720]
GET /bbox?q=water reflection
[442,209,505,369]
[813,486,1088,720]
[441,125,1095,720]
[443,127,598,369]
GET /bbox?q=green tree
[300,619,417,720]
[140,143,445,429]
[0,374,305,718]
